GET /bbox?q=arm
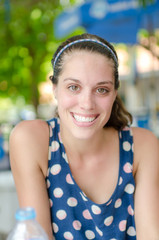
[9,120,53,240]
[133,127,159,240]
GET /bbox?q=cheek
[57,92,77,110]
[99,96,115,111]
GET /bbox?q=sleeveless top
[46,118,136,240]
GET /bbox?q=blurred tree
[0,0,84,114]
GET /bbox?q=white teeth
[73,114,96,123]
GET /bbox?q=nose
[79,90,94,111]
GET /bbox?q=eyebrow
[97,81,114,86]
[63,78,114,85]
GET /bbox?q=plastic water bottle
[7,207,49,240]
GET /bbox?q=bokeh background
[0,0,159,238]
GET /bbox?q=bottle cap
[15,207,36,221]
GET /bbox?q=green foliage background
[0,0,84,114]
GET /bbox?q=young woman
[9,33,159,240]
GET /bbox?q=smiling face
[54,51,117,140]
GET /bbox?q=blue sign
[54,0,159,43]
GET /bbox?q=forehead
[59,51,115,85]
[62,50,114,68]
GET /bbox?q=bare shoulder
[9,119,49,176]
[132,127,159,149]
[131,127,159,174]
[10,119,49,141]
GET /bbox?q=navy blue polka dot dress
[46,118,136,239]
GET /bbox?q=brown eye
[68,85,80,92]
[96,88,108,94]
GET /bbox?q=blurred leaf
[0,0,82,113]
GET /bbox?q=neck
[60,125,116,161]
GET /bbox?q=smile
[73,114,97,123]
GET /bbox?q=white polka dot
[128,205,134,216]
[119,220,127,231]
[72,220,81,230]
[127,226,136,236]
[51,141,60,152]
[66,174,74,185]
[85,230,95,239]
[130,129,133,136]
[124,184,135,194]
[53,188,63,198]
[50,121,55,128]
[56,210,67,220]
[91,205,101,215]
[48,125,53,137]
[132,143,134,152]
[58,132,62,143]
[118,176,123,185]
[46,179,50,188]
[106,199,112,206]
[48,146,52,160]
[53,222,58,233]
[123,141,131,151]
[67,197,78,207]
[62,152,68,163]
[49,199,53,207]
[46,168,50,177]
[63,231,73,239]
[82,191,87,197]
[123,162,133,173]
[51,164,61,175]
[95,226,103,236]
[83,209,92,219]
[114,198,122,208]
[80,192,88,201]
[104,216,113,226]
